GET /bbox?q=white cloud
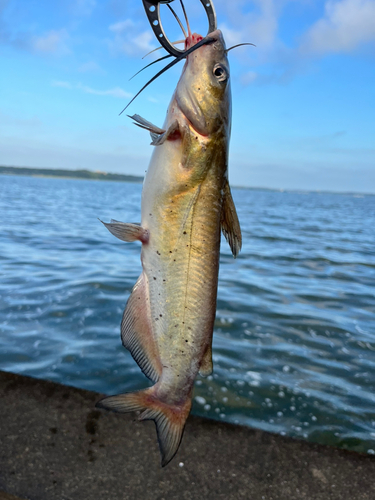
[217,0,279,50]
[78,61,103,73]
[52,80,73,89]
[108,18,156,57]
[70,0,96,16]
[77,84,132,99]
[301,0,375,54]
[52,81,132,99]
[241,71,258,85]
[31,29,70,55]
[109,19,134,33]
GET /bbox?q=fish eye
[213,64,228,83]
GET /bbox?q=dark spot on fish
[156,251,160,255]
[183,231,187,235]
[159,314,162,317]
[195,137,198,140]
[149,213,152,216]
[163,279,166,282]
[187,327,192,330]
[49,427,58,434]
[155,318,159,321]
[185,340,188,342]
[170,251,172,253]
[173,259,176,262]
[182,322,185,324]
[153,277,156,280]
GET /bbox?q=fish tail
[96,388,191,467]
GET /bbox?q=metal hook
[142,0,217,57]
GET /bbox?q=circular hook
[142,0,217,57]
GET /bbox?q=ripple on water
[0,176,375,453]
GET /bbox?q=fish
[96,28,242,467]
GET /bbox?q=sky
[0,0,374,192]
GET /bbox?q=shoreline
[1,167,374,195]
[0,370,374,500]
[0,166,143,184]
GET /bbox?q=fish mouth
[184,33,204,50]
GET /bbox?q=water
[1,175,375,454]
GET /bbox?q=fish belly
[141,149,224,403]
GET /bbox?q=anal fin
[121,273,162,383]
[221,180,242,258]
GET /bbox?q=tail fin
[96,388,191,467]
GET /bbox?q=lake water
[1,174,375,454]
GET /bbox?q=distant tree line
[0,166,143,183]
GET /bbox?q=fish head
[175,30,231,137]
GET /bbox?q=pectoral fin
[221,181,242,258]
[128,114,165,135]
[128,114,180,147]
[151,120,180,146]
[100,219,149,244]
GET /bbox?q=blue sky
[0,0,374,192]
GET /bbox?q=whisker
[179,0,191,38]
[120,37,215,115]
[142,41,185,60]
[167,4,187,39]
[129,54,173,81]
[226,43,256,53]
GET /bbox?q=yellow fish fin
[221,180,242,258]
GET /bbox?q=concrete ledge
[0,370,374,500]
